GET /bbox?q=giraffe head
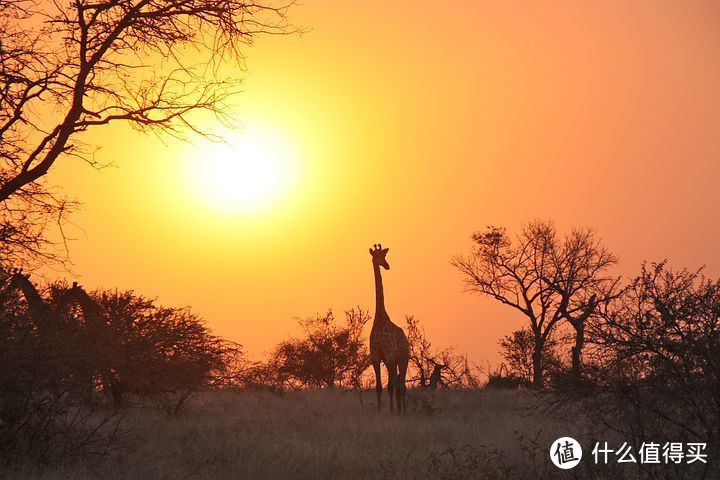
[369,244,390,270]
[68,281,91,301]
[9,268,29,287]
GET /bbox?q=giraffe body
[368,244,409,414]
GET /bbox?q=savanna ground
[4,388,713,480]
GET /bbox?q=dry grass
[2,388,700,479]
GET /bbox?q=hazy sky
[48,1,720,365]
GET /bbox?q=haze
[49,0,720,365]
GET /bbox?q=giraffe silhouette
[66,282,121,408]
[6,272,116,405]
[368,244,409,414]
[8,269,52,330]
[6,271,93,400]
[428,362,446,389]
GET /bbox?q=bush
[498,327,564,385]
[0,271,234,463]
[246,308,370,390]
[89,289,236,408]
[580,261,720,469]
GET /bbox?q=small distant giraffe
[428,363,446,389]
[369,244,409,414]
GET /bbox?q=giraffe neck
[10,277,53,331]
[14,278,47,314]
[71,288,102,325]
[373,262,387,318]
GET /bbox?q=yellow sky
[48,1,720,365]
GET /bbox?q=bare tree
[452,220,618,387]
[543,227,620,381]
[405,314,434,387]
[405,314,481,389]
[0,0,293,263]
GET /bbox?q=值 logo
[550,437,582,469]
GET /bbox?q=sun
[183,123,299,214]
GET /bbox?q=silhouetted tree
[269,308,370,389]
[0,270,119,462]
[0,0,293,262]
[498,327,562,385]
[453,220,618,387]
[3,277,233,409]
[232,358,282,390]
[90,289,235,408]
[587,261,720,443]
[405,314,434,387]
[542,227,619,381]
[0,270,236,461]
[405,314,481,389]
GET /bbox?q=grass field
[4,388,712,479]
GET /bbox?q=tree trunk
[532,338,544,388]
[571,322,585,381]
[568,294,595,382]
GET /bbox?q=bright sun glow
[183,123,299,214]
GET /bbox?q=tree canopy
[0,0,293,264]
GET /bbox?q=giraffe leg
[386,361,397,414]
[397,358,409,415]
[373,360,382,412]
[395,365,402,413]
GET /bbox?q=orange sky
[46,1,720,366]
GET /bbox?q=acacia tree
[268,308,370,389]
[0,0,292,263]
[89,288,235,408]
[452,220,618,387]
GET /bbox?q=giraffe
[66,282,121,408]
[369,244,409,414]
[8,269,53,331]
[428,363,446,389]
[6,271,92,399]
